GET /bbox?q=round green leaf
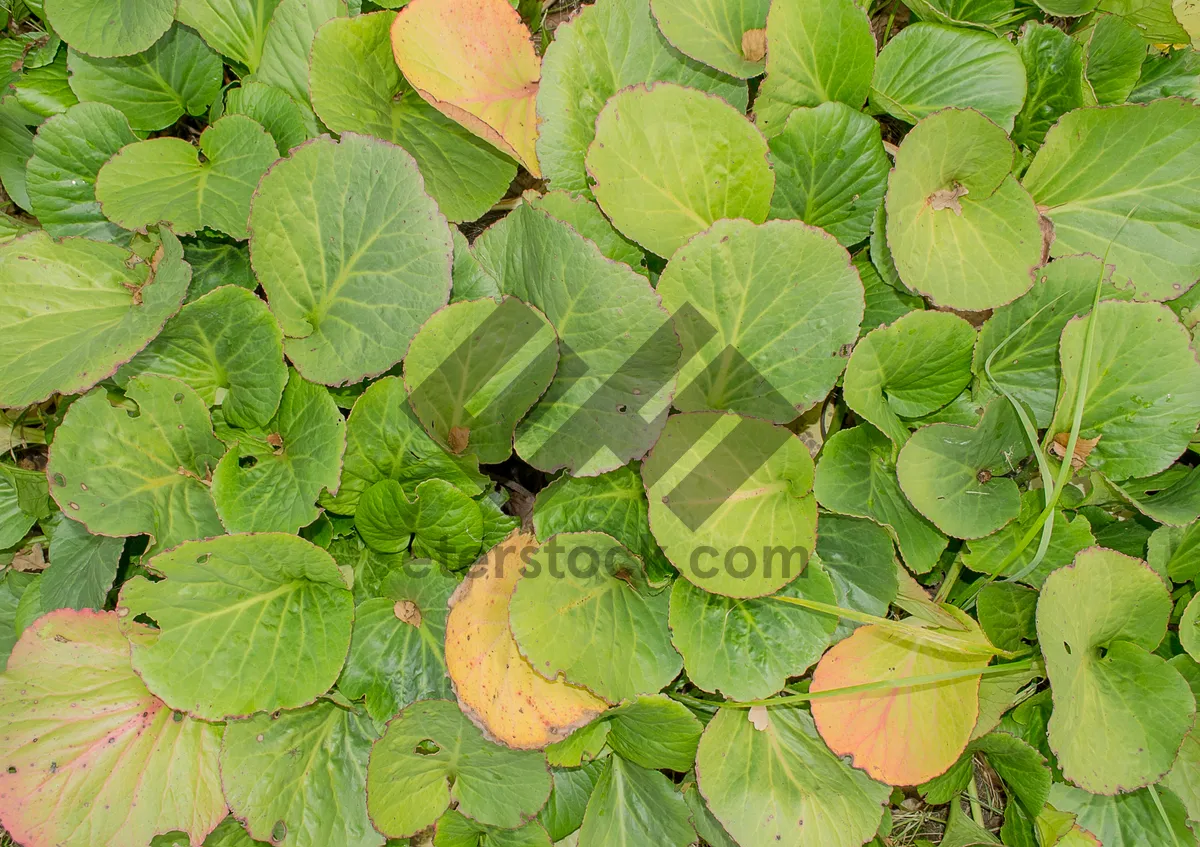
[870,24,1027,130]
[67,26,224,132]
[25,101,137,241]
[753,0,876,136]
[896,400,1027,539]
[643,412,817,598]
[509,531,682,702]
[0,229,191,408]
[97,114,279,240]
[668,559,837,700]
[355,478,483,568]
[695,706,889,847]
[1022,99,1200,301]
[224,82,313,156]
[649,0,770,78]
[221,701,383,847]
[0,610,226,847]
[338,563,459,722]
[117,533,354,720]
[885,108,1041,311]
[177,0,281,71]
[843,310,977,446]
[656,218,862,421]
[578,755,695,847]
[1049,300,1200,479]
[248,133,453,386]
[45,0,176,58]
[1037,546,1195,793]
[586,83,773,258]
[536,0,747,193]
[47,375,226,555]
[404,297,558,465]
[767,102,890,247]
[366,699,551,838]
[212,369,346,534]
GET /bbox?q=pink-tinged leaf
[391,0,542,176]
[809,616,991,786]
[0,609,226,847]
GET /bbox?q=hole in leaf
[270,820,287,843]
[1063,642,1072,655]
[414,738,441,756]
[1095,645,1108,660]
[239,455,258,469]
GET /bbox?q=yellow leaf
[445,531,606,749]
[391,0,542,176]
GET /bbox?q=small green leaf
[962,490,1095,586]
[603,694,703,772]
[578,754,694,847]
[224,82,313,154]
[253,0,348,108]
[41,513,123,611]
[649,0,771,78]
[1082,14,1147,105]
[177,0,281,71]
[355,479,483,568]
[977,583,1038,652]
[1013,22,1085,149]
[44,0,176,58]
[183,237,256,302]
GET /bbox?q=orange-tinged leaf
[391,0,542,176]
[809,616,991,786]
[445,531,606,749]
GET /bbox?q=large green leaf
[578,754,694,847]
[366,699,551,838]
[695,706,889,847]
[471,204,679,476]
[44,0,175,58]
[814,423,950,574]
[221,701,383,847]
[1037,547,1194,792]
[118,533,354,720]
[870,24,1027,130]
[0,230,191,408]
[25,101,136,241]
[1022,99,1200,301]
[248,133,452,386]
[1048,300,1200,479]
[253,0,348,108]
[649,0,770,78]
[753,0,876,136]
[308,11,517,223]
[177,0,281,71]
[885,108,1041,311]
[656,218,861,422]
[536,0,747,193]
[96,115,279,240]
[41,513,123,611]
[509,532,681,702]
[1049,784,1196,847]
[355,478,483,568]
[0,610,226,847]
[67,26,224,131]
[338,564,458,722]
[586,83,773,258]
[1013,23,1085,150]
[46,375,225,554]
[643,412,817,598]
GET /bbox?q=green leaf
[25,101,136,241]
[1129,47,1200,102]
[356,479,483,568]
[885,108,1041,311]
[366,699,551,838]
[753,0,876,137]
[220,701,383,847]
[1083,14,1147,105]
[1112,464,1200,526]
[434,810,553,847]
[248,133,453,386]
[224,82,313,154]
[44,0,175,58]
[404,297,558,465]
[1037,546,1195,792]
[1182,592,1200,660]
[586,83,773,258]
[118,532,354,720]
[183,237,256,302]
[0,470,36,550]
[67,26,224,131]
[766,102,890,247]
[1148,520,1200,582]
[1098,0,1190,42]
[695,706,889,847]
[843,311,977,446]
[41,513,123,611]
[578,754,694,847]
[338,564,458,722]
[0,230,192,408]
[669,559,837,700]
[253,0,348,108]
[962,490,1095,586]
[212,370,345,534]
[643,411,817,597]
[857,252,926,333]
[896,401,1027,539]
[0,610,226,847]
[977,583,1038,652]
[308,11,517,223]
[510,532,681,701]
[177,0,281,71]
[1013,22,1085,150]
[814,423,950,574]
[451,228,500,303]
[1049,783,1196,847]
[1022,99,1200,301]
[657,218,861,422]
[540,761,604,841]
[900,0,1017,30]
[1049,301,1200,479]
[871,24,1027,130]
[1165,726,1200,824]
[536,0,747,193]
[649,0,770,78]
[814,514,900,628]
[46,375,225,555]
[0,572,36,664]
[524,190,647,274]
[471,204,679,476]
[603,694,703,772]
[330,535,409,603]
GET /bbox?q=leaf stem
[967,769,985,827]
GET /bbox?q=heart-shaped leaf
[355,478,483,568]
[649,0,770,78]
